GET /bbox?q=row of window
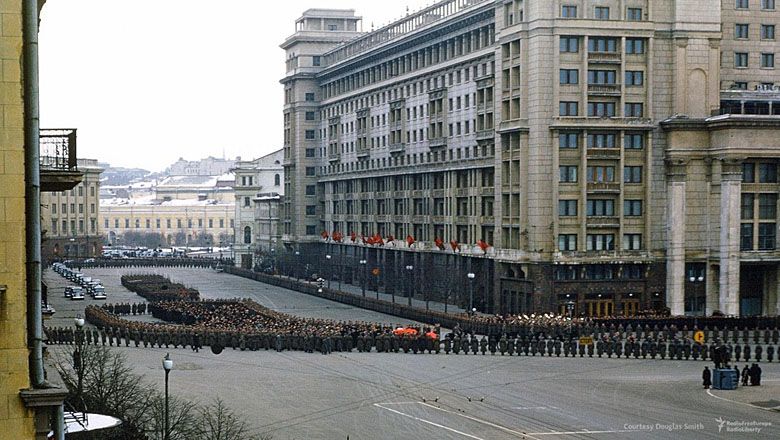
[561,5,644,21]
[238,174,281,188]
[559,165,643,183]
[50,219,95,235]
[50,203,96,215]
[554,264,645,281]
[559,199,643,217]
[559,101,644,117]
[735,0,776,10]
[105,218,234,229]
[560,36,646,54]
[560,69,644,86]
[740,222,776,250]
[55,184,97,198]
[734,23,776,39]
[558,233,643,251]
[560,132,645,149]
[734,52,776,68]
[741,193,778,220]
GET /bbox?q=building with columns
[280,0,780,317]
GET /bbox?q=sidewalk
[276,274,479,317]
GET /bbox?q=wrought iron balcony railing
[40,129,78,171]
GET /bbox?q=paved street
[45,267,780,439]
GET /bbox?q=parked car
[91,286,107,300]
[63,286,74,298]
[70,288,85,300]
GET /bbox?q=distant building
[165,156,238,176]
[233,150,284,269]
[100,198,235,247]
[155,174,235,202]
[41,159,104,262]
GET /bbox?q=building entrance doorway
[241,254,252,270]
[740,266,766,316]
[620,299,640,316]
[586,300,614,317]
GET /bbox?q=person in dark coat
[702,366,712,389]
[741,365,750,386]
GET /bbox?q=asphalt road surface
[45,267,780,440]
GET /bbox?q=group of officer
[102,302,148,316]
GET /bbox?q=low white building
[233,150,284,269]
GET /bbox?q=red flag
[406,235,415,247]
[350,231,357,242]
[333,231,343,242]
[434,237,444,250]
[373,233,383,246]
[386,234,395,243]
[450,240,459,252]
[320,230,329,240]
[477,239,490,253]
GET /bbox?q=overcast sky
[39,0,432,172]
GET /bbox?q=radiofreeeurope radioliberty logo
[715,417,772,434]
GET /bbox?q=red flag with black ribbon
[406,235,415,247]
[450,240,459,252]
[320,230,329,240]
[434,237,445,250]
[477,239,490,253]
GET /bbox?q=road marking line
[374,401,423,405]
[526,430,633,435]
[706,389,779,411]
[373,403,486,439]
[418,401,543,440]
[513,406,559,410]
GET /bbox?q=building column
[666,159,687,316]
[719,159,742,316]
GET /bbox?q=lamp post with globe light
[73,315,85,408]
[359,259,367,297]
[405,265,414,306]
[467,272,476,314]
[162,353,173,440]
[325,254,332,289]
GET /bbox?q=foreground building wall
[0,0,36,437]
[281,0,780,317]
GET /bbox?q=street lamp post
[405,265,414,306]
[73,316,85,409]
[325,254,332,289]
[359,259,367,297]
[467,272,475,314]
[295,251,300,282]
[162,353,173,440]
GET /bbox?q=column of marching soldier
[44,271,780,359]
[43,301,780,361]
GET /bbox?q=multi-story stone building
[100,199,235,247]
[233,150,284,269]
[40,158,103,262]
[281,0,780,318]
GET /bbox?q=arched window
[274,174,281,186]
[244,226,252,244]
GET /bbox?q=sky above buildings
[39,0,432,171]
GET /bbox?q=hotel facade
[280,0,780,317]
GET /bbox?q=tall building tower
[280,0,780,318]
[280,10,362,243]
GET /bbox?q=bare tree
[195,398,267,440]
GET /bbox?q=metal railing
[40,129,77,171]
